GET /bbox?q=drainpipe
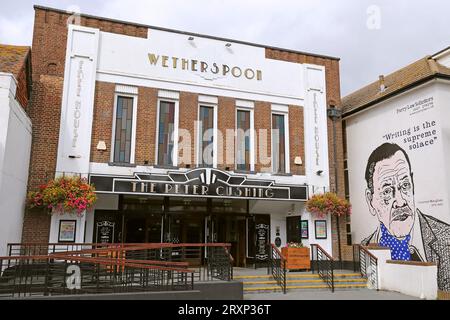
[327,105,343,269]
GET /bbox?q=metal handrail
[268,244,287,294]
[310,244,335,292]
[353,245,379,290]
[1,243,235,298]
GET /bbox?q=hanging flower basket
[27,176,97,217]
[306,192,352,218]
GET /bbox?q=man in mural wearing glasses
[362,143,450,291]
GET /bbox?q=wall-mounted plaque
[315,220,327,240]
[59,220,77,243]
[301,220,309,239]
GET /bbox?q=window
[113,96,134,163]
[157,101,176,166]
[272,113,287,174]
[236,109,251,171]
[198,105,215,167]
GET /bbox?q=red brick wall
[289,106,305,176]
[90,82,115,163]
[254,101,272,173]
[135,87,158,166]
[178,92,198,168]
[14,62,30,109]
[217,97,235,170]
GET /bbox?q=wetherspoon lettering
[148,53,263,81]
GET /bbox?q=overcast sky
[0,0,449,96]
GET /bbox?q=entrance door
[214,215,247,267]
[125,218,146,243]
[287,216,302,244]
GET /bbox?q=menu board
[96,221,115,244]
[255,224,269,261]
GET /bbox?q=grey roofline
[432,46,450,58]
[342,73,450,118]
[33,5,340,62]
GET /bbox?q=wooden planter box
[281,247,311,271]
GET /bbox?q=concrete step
[243,278,367,285]
[234,273,364,280]
[235,271,368,294]
[244,283,368,293]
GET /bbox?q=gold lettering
[165,184,173,193]
[162,56,169,68]
[211,63,219,74]
[245,68,255,80]
[148,53,160,65]
[172,57,179,69]
[257,70,263,81]
[150,183,156,193]
[201,62,208,73]
[131,182,138,192]
[141,183,148,193]
[191,60,198,72]
[232,67,242,78]
[201,185,209,195]
[223,65,230,76]
[182,59,189,70]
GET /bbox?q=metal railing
[353,245,378,290]
[0,243,234,299]
[207,246,234,281]
[310,244,334,292]
[267,244,287,294]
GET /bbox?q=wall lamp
[225,43,232,48]
[188,36,195,41]
[316,170,324,176]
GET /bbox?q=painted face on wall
[366,151,416,239]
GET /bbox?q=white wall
[434,80,450,227]
[346,81,450,245]
[0,74,32,257]
[250,201,333,255]
[369,248,437,300]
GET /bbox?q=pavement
[244,289,420,300]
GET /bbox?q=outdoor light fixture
[316,170,324,176]
[188,36,195,41]
[225,43,232,47]
[97,141,107,151]
[294,157,303,166]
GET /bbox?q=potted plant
[282,242,311,271]
[27,176,97,217]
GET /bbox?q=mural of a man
[362,143,450,291]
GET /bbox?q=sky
[0,0,449,96]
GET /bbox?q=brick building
[24,5,350,266]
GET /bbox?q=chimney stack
[379,75,386,92]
